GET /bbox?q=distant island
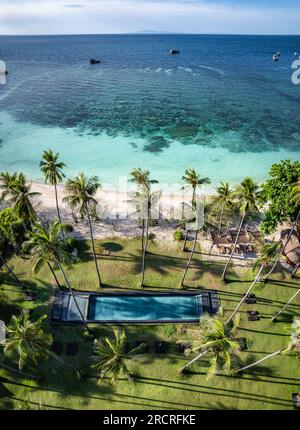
[129,30,181,35]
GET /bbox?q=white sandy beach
[31,181,195,242]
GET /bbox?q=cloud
[0,0,299,35]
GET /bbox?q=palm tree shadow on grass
[132,372,292,408]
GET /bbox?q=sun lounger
[155,341,168,353]
[292,393,300,409]
[247,310,259,316]
[248,313,260,322]
[51,341,62,355]
[245,297,256,304]
[236,338,248,350]
[66,342,78,356]
[177,342,192,354]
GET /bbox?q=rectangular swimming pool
[52,291,219,324]
[88,294,202,323]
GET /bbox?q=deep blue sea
[0,34,299,189]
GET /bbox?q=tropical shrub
[261,160,300,235]
[0,208,25,247]
[173,230,184,241]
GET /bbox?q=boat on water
[170,48,180,55]
[90,58,101,65]
[272,52,280,62]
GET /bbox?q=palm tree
[129,168,159,287]
[23,221,72,290]
[63,173,102,288]
[182,168,211,209]
[181,200,215,288]
[272,287,300,322]
[226,241,279,324]
[3,311,79,373]
[181,168,210,251]
[222,177,261,282]
[0,172,17,200]
[0,172,40,226]
[39,150,66,225]
[180,229,199,288]
[92,329,146,384]
[215,182,233,234]
[238,317,300,373]
[180,309,240,376]
[264,179,300,281]
[3,311,52,370]
[23,221,88,328]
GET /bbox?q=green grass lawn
[0,237,299,410]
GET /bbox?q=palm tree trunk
[264,209,300,281]
[180,349,209,373]
[237,348,284,373]
[272,288,300,322]
[140,218,148,287]
[47,262,61,289]
[192,187,196,209]
[54,259,89,331]
[0,361,37,379]
[141,219,145,253]
[180,230,198,288]
[182,229,189,252]
[291,263,299,278]
[0,254,23,288]
[218,202,225,235]
[45,348,81,375]
[54,183,62,224]
[222,213,246,282]
[226,264,264,325]
[86,206,102,288]
[54,183,65,239]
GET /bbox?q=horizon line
[0,32,300,37]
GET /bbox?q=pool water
[88,294,202,322]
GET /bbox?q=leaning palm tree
[3,311,79,373]
[222,177,261,282]
[215,182,233,234]
[272,287,300,322]
[264,179,300,281]
[63,173,102,288]
[92,329,146,384]
[238,317,300,373]
[226,241,279,324]
[23,221,73,290]
[180,309,240,376]
[39,150,66,225]
[180,228,199,288]
[0,172,41,226]
[129,168,159,287]
[23,221,88,328]
[181,168,210,252]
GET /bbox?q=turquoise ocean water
[0,34,299,189]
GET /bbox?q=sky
[0,0,300,35]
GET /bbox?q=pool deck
[51,290,220,325]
